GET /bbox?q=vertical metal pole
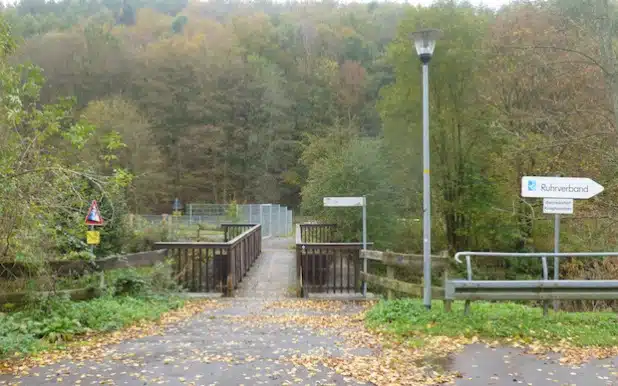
[90,225,94,255]
[189,204,192,226]
[422,63,432,310]
[249,204,253,224]
[362,197,367,296]
[553,213,560,311]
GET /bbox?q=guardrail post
[441,250,451,312]
[464,255,471,315]
[542,256,549,316]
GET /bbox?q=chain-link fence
[136,203,293,241]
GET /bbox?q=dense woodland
[2,0,618,264]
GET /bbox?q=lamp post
[410,28,441,310]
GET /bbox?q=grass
[365,299,618,347]
[0,294,185,358]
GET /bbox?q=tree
[301,137,398,250]
[379,3,510,252]
[80,97,166,211]
[0,14,130,259]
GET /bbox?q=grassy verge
[0,294,185,358]
[365,299,618,347]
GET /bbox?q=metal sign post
[85,200,104,288]
[523,176,604,312]
[323,196,367,295]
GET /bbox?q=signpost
[85,200,104,250]
[85,200,105,287]
[323,196,367,295]
[522,176,604,311]
[521,176,604,199]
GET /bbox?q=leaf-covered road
[0,298,378,385]
[1,238,617,385]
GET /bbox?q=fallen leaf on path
[0,299,224,375]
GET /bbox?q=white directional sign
[521,176,604,199]
[543,198,574,214]
[323,197,366,207]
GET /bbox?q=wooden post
[386,265,395,300]
[226,246,235,297]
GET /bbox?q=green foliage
[225,201,241,223]
[108,263,182,296]
[366,299,618,347]
[301,136,398,249]
[0,294,184,357]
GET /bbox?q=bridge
[2,220,618,385]
[153,222,375,298]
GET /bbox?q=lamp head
[410,28,441,64]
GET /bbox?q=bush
[109,263,181,297]
[0,294,184,357]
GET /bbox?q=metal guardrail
[449,251,618,315]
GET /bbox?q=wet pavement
[452,344,618,386]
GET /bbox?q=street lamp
[410,28,441,310]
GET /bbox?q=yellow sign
[86,231,100,245]
[173,210,182,217]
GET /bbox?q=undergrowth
[0,263,185,358]
[365,299,618,347]
[0,294,184,358]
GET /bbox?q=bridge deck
[234,237,297,298]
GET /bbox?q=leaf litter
[0,298,224,376]
[1,297,617,385]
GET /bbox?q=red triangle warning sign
[85,200,104,226]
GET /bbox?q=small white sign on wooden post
[543,198,574,215]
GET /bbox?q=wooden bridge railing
[222,223,256,242]
[299,223,337,243]
[296,223,372,296]
[156,224,261,296]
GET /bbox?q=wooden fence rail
[0,250,169,305]
[156,224,261,296]
[0,250,168,279]
[0,224,263,305]
[361,250,449,307]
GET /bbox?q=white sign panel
[543,198,574,214]
[521,176,604,199]
[323,197,366,207]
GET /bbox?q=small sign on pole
[85,200,104,226]
[323,196,368,296]
[86,231,101,245]
[542,198,574,214]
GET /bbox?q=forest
[1,0,618,262]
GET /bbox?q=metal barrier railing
[450,251,618,315]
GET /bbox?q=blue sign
[527,180,536,191]
[172,198,182,211]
